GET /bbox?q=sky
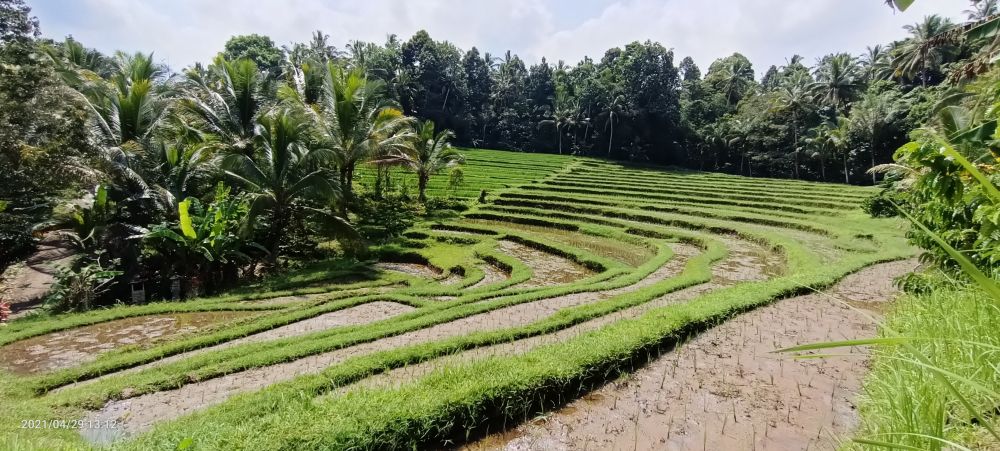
[29,0,971,75]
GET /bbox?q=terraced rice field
[0,149,917,450]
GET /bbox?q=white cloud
[33,0,970,74]
[528,0,970,74]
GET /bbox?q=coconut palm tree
[178,55,269,156]
[379,120,464,203]
[719,59,755,107]
[861,45,892,81]
[824,116,852,184]
[892,15,957,86]
[812,53,862,112]
[803,127,829,181]
[605,95,625,157]
[308,64,413,214]
[539,94,577,155]
[773,72,814,179]
[850,90,906,184]
[222,108,350,261]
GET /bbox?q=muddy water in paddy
[498,240,593,288]
[0,311,256,375]
[79,242,702,442]
[60,301,414,392]
[376,262,440,278]
[469,262,510,290]
[463,259,919,451]
[338,237,770,393]
[240,284,401,306]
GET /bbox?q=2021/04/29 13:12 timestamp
[20,419,120,429]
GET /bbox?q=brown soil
[60,301,414,391]
[441,273,466,286]
[462,259,918,451]
[1,233,78,318]
[470,262,510,290]
[242,284,400,306]
[78,242,706,442]
[0,311,256,375]
[712,237,784,284]
[337,238,765,394]
[498,240,594,288]
[376,262,441,278]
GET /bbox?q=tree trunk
[607,115,614,158]
[340,165,354,216]
[844,154,850,184]
[791,111,799,179]
[557,125,563,155]
[418,173,429,203]
[819,154,826,181]
[268,205,288,264]
[870,136,877,184]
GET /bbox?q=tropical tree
[803,126,830,181]
[826,116,852,183]
[861,45,892,81]
[222,108,349,261]
[812,53,863,112]
[178,55,269,156]
[891,15,957,86]
[605,94,625,157]
[141,184,256,293]
[309,64,413,213]
[379,120,465,202]
[772,72,814,178]
[707,53,756,107]
[539,92,577,155]
[849,88,906,183]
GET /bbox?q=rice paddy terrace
[0,149,917,450]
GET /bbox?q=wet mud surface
[498,240,594,288]
[462,259,918,451]
[78,242,703,442]
[0,311,257,375]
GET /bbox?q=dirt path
[463,259,918,451]
[0,311,258,375]
[1,233,78,318]
[78,241,715,443]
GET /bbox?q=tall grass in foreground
[783,140,1000,450]
[855,288,1000,450]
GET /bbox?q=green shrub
[353,193,420,244]
[861,190,905,218]
[44,259,122,313]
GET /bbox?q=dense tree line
[2,0,998,309]
[0,1,468,309]
[293,8,988,183]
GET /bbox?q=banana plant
[140,184,262,290]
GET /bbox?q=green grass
[0,149,921,450]
[851,287,1000,450]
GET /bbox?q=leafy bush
[353,192,419,244]
[0,212,35,271]
[894,270,949,295]
[44,259,122,312]
[861,189,905,217]
[424,197,468,213]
